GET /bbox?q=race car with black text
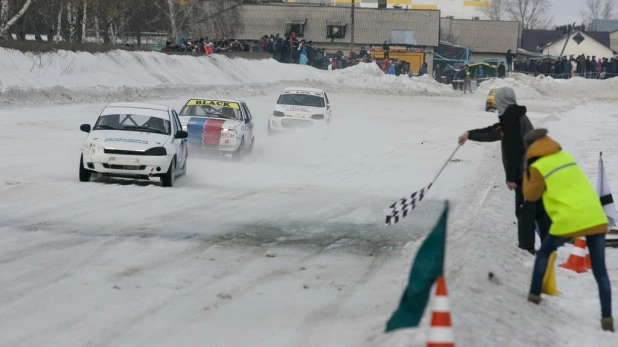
[267,87,332,135]
[79,102,189,187]
[178,98,255,159]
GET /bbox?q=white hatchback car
[79,102,188,187]
[267,87,332,135]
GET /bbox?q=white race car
[79,102,189,187]
[267,87,332,135]
[177,98,255,159]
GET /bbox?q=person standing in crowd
[458,87,550,254]
[498,62,506,78]
[418,62,428,77]
[461,65,472,94]
[382,41,390,59]
[506,49,514,73]
[522,128,613,332]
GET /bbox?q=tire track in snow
[293,254,389,346]
[0,236,125,312]
[97,246,348,347]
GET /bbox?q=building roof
[440,18,520,54]
[236,4,440,46]
[521,29,612,52]
[588,19,618,33]
[539,31,616,57]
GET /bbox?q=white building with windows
[282,0,493,20]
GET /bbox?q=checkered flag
[385,183,433,226]
[383,144,461,227]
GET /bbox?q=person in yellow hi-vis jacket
[522,128,613,332]
[523,129,614,331]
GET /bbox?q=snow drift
[304,62,458,97]
[0,48,321,105]
[477,72,618,102]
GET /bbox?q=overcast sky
[550,0,584,26]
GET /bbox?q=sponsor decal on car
[185,99,240,109]
[104,138,149,144]
[285,107,310,113]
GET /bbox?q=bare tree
[580,0,617,25]
[440,29,459,44]
[0,0,33,39]
[503,0,553,29]
[478,0,505,20]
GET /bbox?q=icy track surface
[0,91,488,347]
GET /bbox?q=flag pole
[431,145,462,185]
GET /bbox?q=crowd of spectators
[513,55,618,79]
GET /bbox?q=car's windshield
[179,100,242,120]
[93,114,171,135]
[277,93,325,108]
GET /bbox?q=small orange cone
[427,276,455,347]
[559,237,588,273]
[584,247,592,270]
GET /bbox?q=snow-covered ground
[1,50,617,346]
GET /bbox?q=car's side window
[242,104,253,122]
[172,111,181,133]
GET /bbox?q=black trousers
[515,181,551,250]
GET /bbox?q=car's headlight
[273,111,285,117]
[311,114,324,120]
[221,129,236,138]
[144,147,167,156]
[182,125,187,131]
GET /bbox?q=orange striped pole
[427,276,455,347]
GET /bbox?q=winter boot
[601,317,614,332]
[527,293,541,305]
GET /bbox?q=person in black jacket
[457,87,551,254]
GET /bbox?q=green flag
[385,203,448,332]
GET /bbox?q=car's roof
[183,98,246,104]
[105,102,170,111]
[281,87,325,94]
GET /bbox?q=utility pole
[350,0,355,54]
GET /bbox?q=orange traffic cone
[427,276,455,347]
[559,237,588,273]
[584,247,592,270]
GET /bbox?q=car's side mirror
[80,124,91,133]
[175,130,188,139]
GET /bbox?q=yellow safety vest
[531,151,607,236]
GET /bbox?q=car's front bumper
[186,135,240,152]
[269,116,327,132]
[83,151,173,177]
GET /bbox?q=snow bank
[0,48,321,105]
[305,62,458,97]
[477,73,618,102]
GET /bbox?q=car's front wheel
[161,158,176,187]
[232,138,245,161]
[79,155,91,182]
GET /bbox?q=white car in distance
[79,102,189,187]
[267,87,332,135]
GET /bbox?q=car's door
[241,103,254,143]
[171,110,187,171]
